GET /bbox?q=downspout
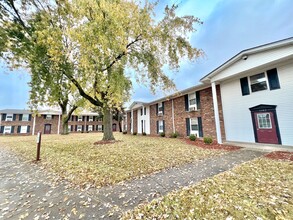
[32,115,36,135]
[172,99,175,133]
[211,82,222,144]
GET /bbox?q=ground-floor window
[77,125,82,132]
[88,125,93,131]
[190,118,199,136]
[97,125,103,131]
[158,120,164,133]
[4,126,12,134]
[20,126,27,133]
[68,125,71,132]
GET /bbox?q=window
[6,114,13,121]
[46,114,52,120]
[20,126,28,134]
[88,125,93,131]
[89,116,93,122]
[98,117,103,122]
[257,113,272,129]
[158,103,163,114]
[190,118,199,135]
[22,114,29,121]
[144,107,146,115]
[250,73,267,92]
[78,116,83,121]
[141,108,143,116]
[4,126,11,134]
[77,125,82,132]
[188,93,196,107]
[97,125,103,131]
[68,125,71,132]
[158,120,164,133]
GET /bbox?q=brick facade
[139,85,225,142]
[0,111,119,135]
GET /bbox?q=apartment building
[127,84,225,141]
[0,109,119,135]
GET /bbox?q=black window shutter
[163,120,165,132]
[28,114,32,121]
[162,102,165,115]
[96,125,99,130]
[240,77,250,96]
[156,121,159,134]
[27,126,30,133]
[267,68,280,90]
[86,125,88,131]
[75,125,77,131]
[185,118,190,136]
[141,108,143,116]
[87,116,89,121]
[0,126,4,133]
[71,125,73,131]
[156,104,158,115]
[184,95,189,111]
[17,126,21,133]
[92,125,95,131]
[102,125,104,131]
[19,114,23,121]
[82,125,84,131]
[43,115,46,119]
[13,114,16,121]
[2,114,6,121]
[82,116,85,121]
[52,115,54,119]
[198,117,203,137]
[196,91,201,109]
[11,126,15,133]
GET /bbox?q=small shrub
[133,132,137,135]
[142,132,147,136]
[122,130,127,134]
[160,132,165,137]
[189,134,197,141]
[204,136,213,145]
[170,132,179,138]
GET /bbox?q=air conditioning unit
[189,107,197,112]
[158,112,163,116]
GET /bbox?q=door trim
[44,124,52,134]
[249,104,282,144]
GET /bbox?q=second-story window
[144,107,146,115]
[89,116,93,122]
[22,114,29,121]
[6,114,13,121]
[46,114,52,120]
[78,116,83,121]
[158,102,163,114]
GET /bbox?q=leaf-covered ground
[0,133,223,187]
[123,158,293,219]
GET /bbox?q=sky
[0,0,293,109]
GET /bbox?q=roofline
[200,37,293,82]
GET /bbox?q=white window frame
[77,125,82,132]
[158,103,163,114]
[190,118,199,136]
[89,116,93,122]
[78,116,83,121]
[97,124,103,131]
[248,72,269,93]
[20,126,28,134]
[4,126,11,134]
[88,125,93,132]
[68,125,71,132]
[257,113,272,129]
[188,93,197,109]
[46,114,52,120]
[158,120,164,133]
[6,114,13,121]
[22,114,29,121]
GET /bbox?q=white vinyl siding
[137,106,150,135]
[220,61,293,145]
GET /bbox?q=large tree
[1,0,203,140]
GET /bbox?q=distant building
[0,109,119,135]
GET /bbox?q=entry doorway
[249,105,281,144]
[112,124,117,132]
[44,124,52,134]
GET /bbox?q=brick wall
[0,114,34,135]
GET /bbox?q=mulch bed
[264,151,293,161]
[94,140,122,145]
[185,139,242,151]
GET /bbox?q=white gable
[210,44,293,82]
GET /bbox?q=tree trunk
[118,121,122,132]
[102,106,115,140]
[61,105,69,135]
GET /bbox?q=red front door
[112,124,116,132]
[254,112,278,144]
[44,124,51,134]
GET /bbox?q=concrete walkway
[0,149,265,219]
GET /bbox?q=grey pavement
[0,148,265,219]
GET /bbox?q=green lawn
[0,133,223,187]
[123,158,293,219]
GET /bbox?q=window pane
[250,73,267,92]
[22,114,29,121]
[20,126,27,133]
[189,99,196,106]
[257,113,272,129]
[191,124,198,131]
